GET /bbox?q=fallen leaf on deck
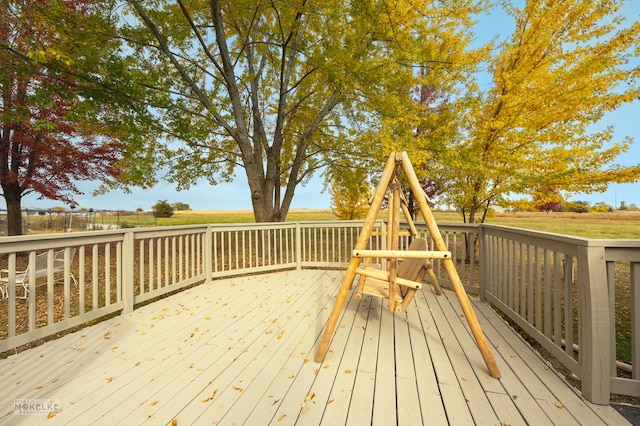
[149,400,158,406]
[461,377,467,382]
[277,331,284,339]
[104,332,111,339]
[205,316,211,320]
[555,402,564,409]
[35,386,43,390]
[111,346,119,352]
[47,411,57,419]
[233,386,243,392]
[323,365,330,369]
[303,359,309,364]
[105,377,113,383]
[306,393,316,401]
[327,399,334,404]
[344,369,352,374]
[170,420,177,426]
[202,389,217,402]
[278,414,286,421]
[288,375,295,379]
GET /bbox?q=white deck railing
[0,221,637,404]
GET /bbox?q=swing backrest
[397,237,428,280]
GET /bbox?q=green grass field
[162,209,640,239]
[26,208,640,239]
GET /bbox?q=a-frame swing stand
[314,152,501,379]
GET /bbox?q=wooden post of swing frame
[314,153,401,363]
[400,151,501,378]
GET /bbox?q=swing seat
[355,237,441,312]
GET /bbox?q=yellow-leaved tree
[422,0,640,223]
[327,165,372,220]
[122,0,484,222]
[330,184,371,220]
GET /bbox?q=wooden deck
[0,269,630,425]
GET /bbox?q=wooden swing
[314,152,501,379]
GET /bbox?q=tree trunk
[3,187,24,236]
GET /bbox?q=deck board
[0,269,631,425]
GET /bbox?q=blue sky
[21,2,640,212]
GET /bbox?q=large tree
[434,0,640,223]
[0,0,152,235]
[120,0,482,222]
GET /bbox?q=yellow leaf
[105,377,113,383]
[344,369,352,374]
[202,389,217,402]
[47,411,57,419]
[205,316,211,320]
[104,332,111,339]
[150,400,158,406]
[288,375,295,379]
[277,331,284,339]
[233,386,243,392]
[555,402,564,409]
[305,393,316,401]
[461,377,467,382]
[303,359,309,364]
[170,420,177,426]
[278,414,286,421]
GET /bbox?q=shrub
[152,200,175,218]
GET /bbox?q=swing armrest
[356,267,422,290]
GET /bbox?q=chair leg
[20,283,29,299]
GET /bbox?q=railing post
[578,244,611,404]
[295,222,302,270]
[122,231,135,314]
[206,225,213,282]
[479,225,487,302]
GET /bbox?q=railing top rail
[482,223,590,243]
[298,220,382,227]
[0,230,129,253]
[208,222,298,230]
